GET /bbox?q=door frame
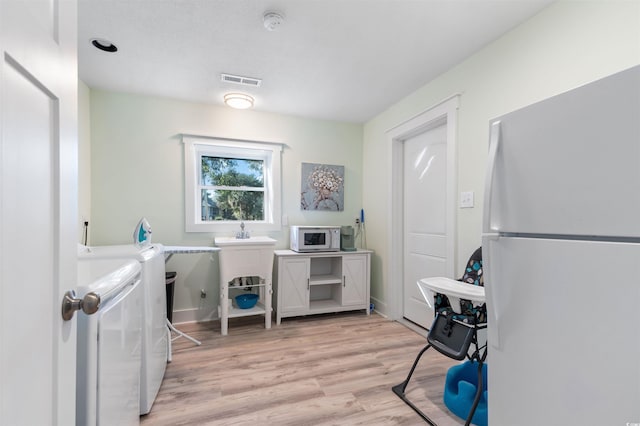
[386,95,459,323]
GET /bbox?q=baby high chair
[392,247,487,426]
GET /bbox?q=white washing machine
[76,258,143,426]
[78,243,168,415]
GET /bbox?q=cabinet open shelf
[309,274,342,285]
[309,282,341,303]
[226,285,269,318]
[226,302,270,318]
[309,299,342,311]
[227,282,267,288]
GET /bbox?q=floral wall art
[300,162,344,211]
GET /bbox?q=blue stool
[444,361,488,426]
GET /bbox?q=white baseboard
[174,299,388,325]
[396,317,428,338]
[171,307,217,325]
[369,296,387,317]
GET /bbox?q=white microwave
[290,226,340,252]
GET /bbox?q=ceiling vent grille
[221,73,262,87]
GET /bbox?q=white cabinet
[274,250,372,324]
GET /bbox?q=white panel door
[403,124,449,328]
[0,1,78,425]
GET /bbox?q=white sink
[214,236,277,289]
[214,236,277,246]
[214,236,277,336]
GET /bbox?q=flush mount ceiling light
[263,11,284,31]
[223,93,254,109]
[91,38,118,53]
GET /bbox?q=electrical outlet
[355,217,360,225]
[460,191,474,208]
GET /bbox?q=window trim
[183,135,283,233]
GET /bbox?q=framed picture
[300,162,344,211]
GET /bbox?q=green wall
[363,1,640,315]
[88,91,362,321]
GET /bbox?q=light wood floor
[142,312,464,426]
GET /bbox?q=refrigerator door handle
[482,235,502,350]
[483,120,501,234]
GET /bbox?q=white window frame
[183,135,283,233]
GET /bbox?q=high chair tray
[418,277,485,305]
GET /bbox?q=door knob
[61,290,100,321]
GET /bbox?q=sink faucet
[236,221,251,239]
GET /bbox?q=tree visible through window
[200,157,265,221]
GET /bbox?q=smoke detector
[263,11,284,31]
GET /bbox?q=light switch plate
[460,191,474,208]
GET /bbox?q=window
[183,136,282,232]
[200,156,264,221]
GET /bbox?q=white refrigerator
[482,65,640,426]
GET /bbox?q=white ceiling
[78,0,553,123]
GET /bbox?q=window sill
[186,220,282,234]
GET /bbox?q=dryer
[78,243,168,415]
[76,258,143,426]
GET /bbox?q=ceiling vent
[221,73,262,87]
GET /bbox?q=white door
[0,1,78,425]
[388,97,457,325]
[403,123,450,329]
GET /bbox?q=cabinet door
[342,255,368,306]
[279,257,310,313]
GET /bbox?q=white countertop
[164,245,220,254]
[214,236,277,247]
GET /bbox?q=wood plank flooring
[142,313,464,426]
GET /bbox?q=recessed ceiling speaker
[91,38,118,53]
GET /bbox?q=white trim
[369,295,386,317]
[183,135,283,233]
[386,96,459,322]
[182,133,284,149]
[396,318,429,337]
[384,93,461,134]
[171,307,216,325]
